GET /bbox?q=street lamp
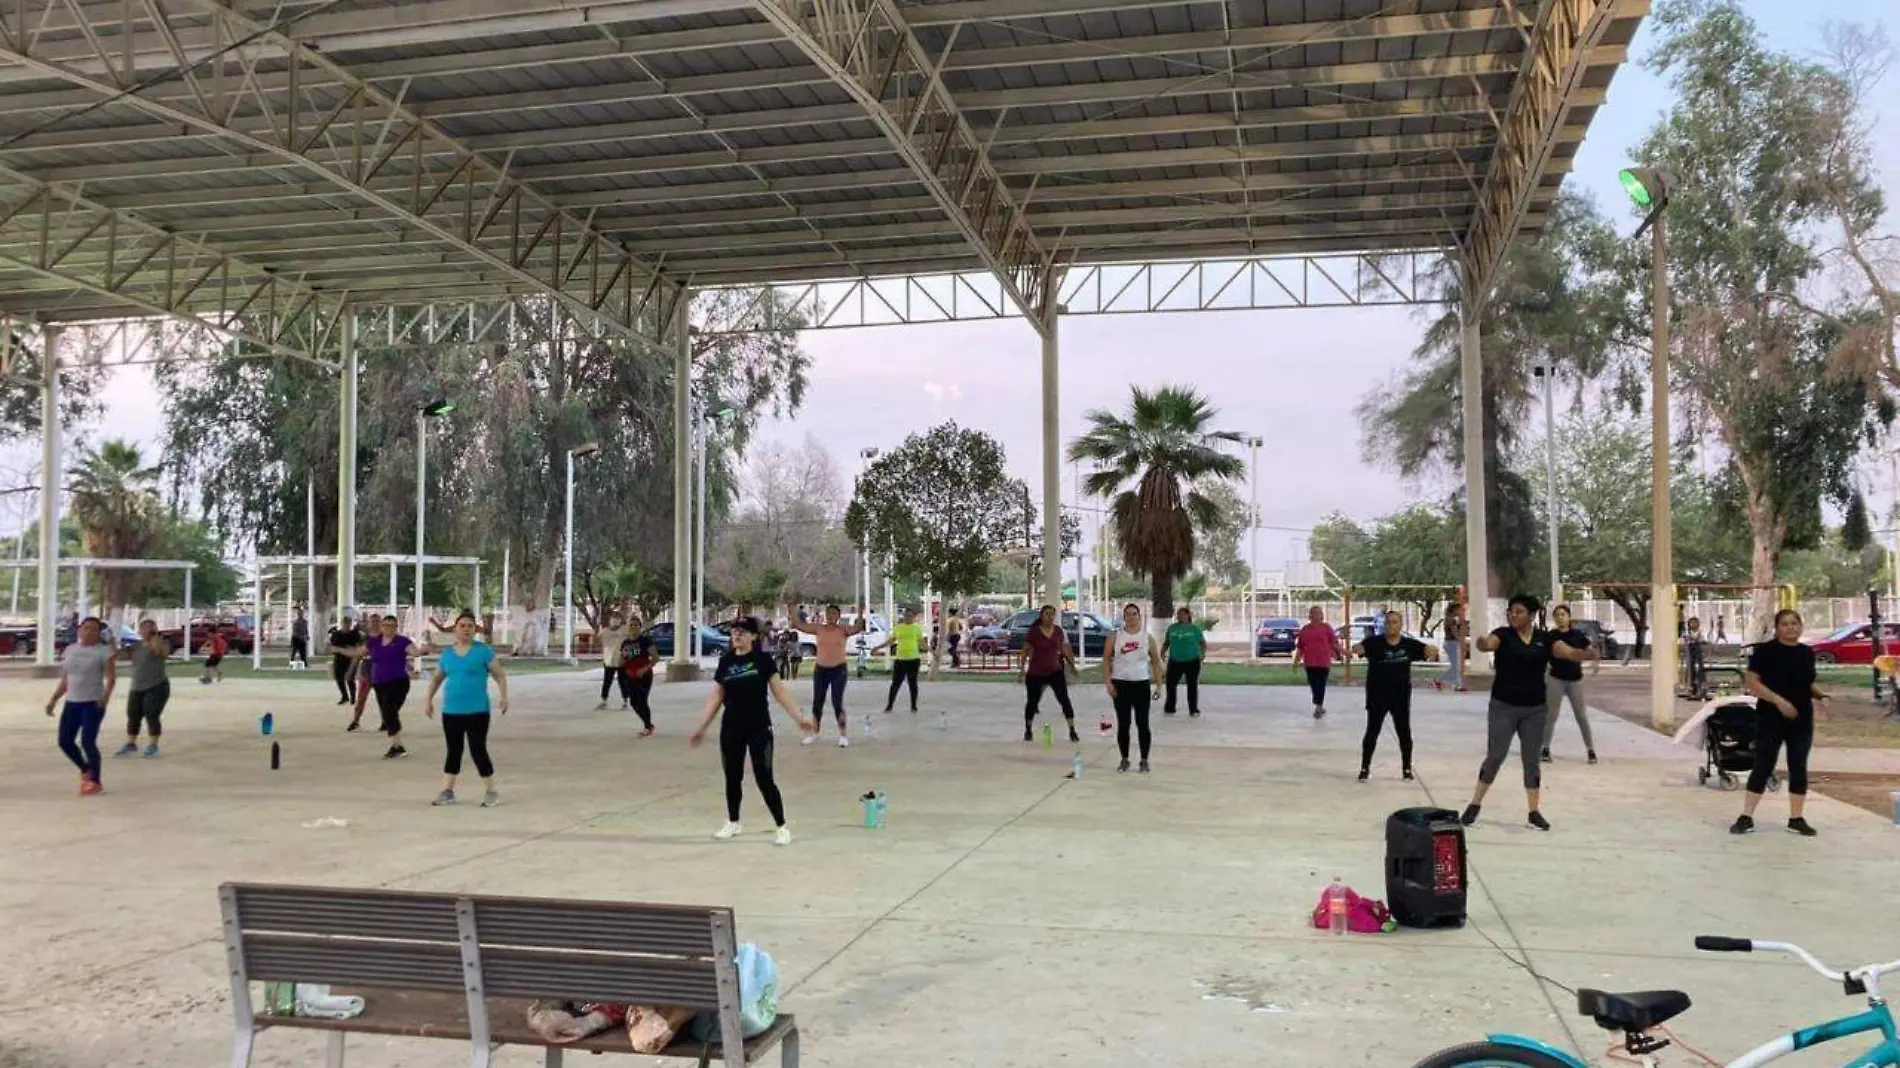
[563,441,601,663]
[1531,362,1559,607]
[1619,164,1677,729]
[414,398,454,637]
[857,448,878,619]
[692,401,738,659]
[1244,436,1262,661]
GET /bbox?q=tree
[1304,506,1462,629]
[844,423,1028,661]
[1,325,104,447]
[1190,479,1252,589]
[1630,0,1892,637]
[708,435,855,606]
[66,439,166,608]
[1068,385,1245,619]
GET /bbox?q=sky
[7,0,1898,574]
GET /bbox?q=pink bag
[1309,885,1393,934]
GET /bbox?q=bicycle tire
[1411,1041,1577,1068]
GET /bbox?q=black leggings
[332,655,356,701]
[1362,697,1414,770]
[721,730,786,826]
[1024,670,1076,726]
[811,664,848,727]
[373,678,410,736]
[1304,666,1331,707]
[1747,707,1813,796]
[886,659,920,710]
[623,675,653,728]
[601,665,619,701]
[126,682,170,738]
[1165,659,1201,714]
[290,637,308,666]
[1111,679,1152,761]
[442,713,494,778]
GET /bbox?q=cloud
[922,380,963,403]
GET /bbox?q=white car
[794,612,891,658]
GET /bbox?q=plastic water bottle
[860,790,887,828]
[1328,876,1349,936]
[1071,749,1084,780]
[1041,723,1053,750]
[260,711,273,736]
[938,706,948,730]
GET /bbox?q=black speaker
[1385,807,1466,928]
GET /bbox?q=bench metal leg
[781,1025,800,1068]
[227,1031,253,1068]
[325,1032,346,1068]
[544,1049,563,1068]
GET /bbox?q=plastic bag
[1308,884,1395,934]
[525,1001,625,1043]
[690,943,780,1041]
[626,1006,696,1053]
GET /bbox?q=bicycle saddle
[1576,989,1692,1031]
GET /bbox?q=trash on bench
[263,982,364,1020]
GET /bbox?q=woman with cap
[689,617,816,846]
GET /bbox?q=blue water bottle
[260,712,274,736]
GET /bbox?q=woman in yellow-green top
[1163,607,1207,717]
[876,606,927,713]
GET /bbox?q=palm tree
[1068,386,1244,620]
[67,439,165,608]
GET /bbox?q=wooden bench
[219,883,799,1068]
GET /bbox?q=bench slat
[480,947,721,1008]
[243,935,466,992]
[473,900,720,958]
[235,887,460,943]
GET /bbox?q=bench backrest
[223,883,736,1010]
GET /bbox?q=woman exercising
[1540,604,1599,765]
[689,618,815,846]
[426,611,508,807]
[1292,605,1341,718]
[1459,595,1587,831]
[1018,604,1079,743]
[1731,609,1827,837]
[1102,602,1163,773]
[1357,610,1437,781]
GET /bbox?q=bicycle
[1414,936,1900,1067]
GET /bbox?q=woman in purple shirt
[365,615,422,760]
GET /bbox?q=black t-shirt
[1747,641,1816,719]
[1359,635,1429,707]
[1546,628,1591,682]
[1490,626,1552,706]
[328,626,363,660]
[714,650,779,736]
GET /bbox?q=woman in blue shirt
[425,611,508,807]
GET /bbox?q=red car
[161,616,256,656]
[1809,622,1900,665]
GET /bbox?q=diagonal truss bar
[0,0,675,350]
[1463,0,1632,297]
[0,165,344,363]
[751,0,1054,331]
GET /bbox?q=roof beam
[0,0,677,346]
[990,129,1544,177]
[0,167,345,359]
[751,0,1053,327]
[1465,0,1637,296]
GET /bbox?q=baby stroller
[1696,699,1780,792]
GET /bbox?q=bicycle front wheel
[1412,1041,1578,1068]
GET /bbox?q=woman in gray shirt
[116,620,172,758]
[45,616,116,795]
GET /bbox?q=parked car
[967,624,1006,654]
[1333,615,1383,647]
[161,617,255,655]
[1810,622,1900,665]
[1254,616,1301,656]
[1568,618,1622,661]
[1000,609,1116,657]
[642,622,730,658]
[0,622,33,656]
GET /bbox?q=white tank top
[1108,627,1155,682]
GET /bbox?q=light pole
[1245,436,1262,661]
[1620,164,1677,729]
[414,398,454,637]
[562,441,601,663]
[858,447,879,618]
[692,402,737,659]
[1532,362,1559,607]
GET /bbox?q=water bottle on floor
[1328,876,1349,935]
[1071,749,1083,780]
[260,712,273,736]
[1041,723,1053,750]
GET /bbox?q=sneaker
[79,777,102,796]
[142,743,159,758]
[113,743,138,757]
[383,746,407,760]
[1460,804,1481,826]
[481,788,500,808]
[1023,727,1034,742]
[1728,814,1754,835]
[431,789,456,806]
[1402,767,1415,781]
[1189,710,1201,719]
[1117,759,1130,773]
[1067,727,1080,743]
[637,726,655,738]
[774,826,792,847]
[1527,811,1551,832]
[1357,768,1370,783]
[1587,750,1598,765]
[337,698,351,706]
[345,721,360,732]
[1787,817,1817,837]
[801,734,818,746]
[714,821,743,840]
[593,701,607,711]
[1164,708,1177,716]
[1138,761,1150,774]
[1540,748,1553,763]
[837,735,850,748]
[1312,705,1325,720]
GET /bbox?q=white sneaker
[714,821,743,840]
[801,734,817,746]
[837,735,850,748]
[593,701,607,711]
[774,826,792,846]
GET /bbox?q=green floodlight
[1617,166,1675,210]
[420,398,455,417]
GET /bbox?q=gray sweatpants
[1542,678,1595,751]
[1478,698,1544,789]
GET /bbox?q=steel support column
[35,324,59,667]
[669,289,696,677]
[1459,291,1491,650]
[1649,212,1676,729]
[1040,308,1063,609]
[336,314,358,619]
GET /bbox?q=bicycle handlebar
[1694,936,1753,953]
[1698,937,1900,987]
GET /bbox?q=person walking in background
[620,626,658,736]
[199,628,227,684]
[1162,606,1205,717]
[1356,610,1437,781]
[1436,603,1467,692]
[1460,594,1589,832]
[366,614,422,761]
[328,610,364,708]
[689,618,815,845]
[46,617,115,795]
[1541,604,1601,765]
[289,606,310,669]
[426,611,507,807]
[115,620,172,758]
[1019,604,1080,743]
[790,603,864,748]
[1104,603,1163,773]
[594,613,629,711]
[945,607,964,669]
[349,612,381,725]
[781,620,804,680]
[1293,605,1341,719]
[1731,609,1828,837]
[877,606,926,713]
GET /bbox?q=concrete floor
[2,669,1896,1068]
